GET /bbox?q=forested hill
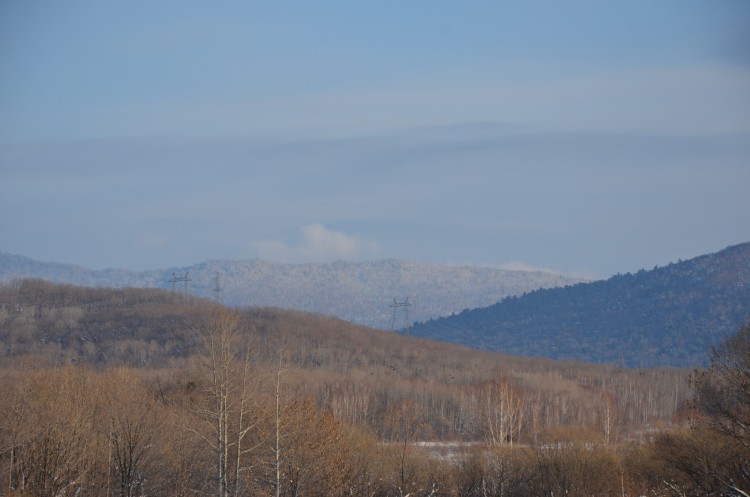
[0,279,698,496]
[0,254,585,329]
[409,243,750,368]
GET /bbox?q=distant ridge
[0,254,586,329]
[409,243,750,367]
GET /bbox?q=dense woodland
[0,279,748,496]
[410,242,750,367]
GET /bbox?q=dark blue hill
[408,243,750,367]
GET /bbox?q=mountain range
[0,254,585,329]
[409,242,750,367]
[4,243,747,368]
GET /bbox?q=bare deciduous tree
[191,308,256,497]
[649,321,750,497]
[381,399,425,496]
[484,377,524,447]
[102,368,164,497]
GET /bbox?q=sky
[1,1,749,278]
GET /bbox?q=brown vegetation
[1,280,746,496]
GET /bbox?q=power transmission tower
[169,272,192,304]
[169,273,179,294]
[213,272,223,303]
[390,297,412,332]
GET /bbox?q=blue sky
[1,1,748,277]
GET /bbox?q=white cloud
[248,224,379,263]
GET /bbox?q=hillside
[0,254,586,329]
[0,280,713,497]
[0,279,689,439]
[409,242,750,367]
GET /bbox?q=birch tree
[484,377,524,446]
[192,308,256,497]
[598,392,619,446]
